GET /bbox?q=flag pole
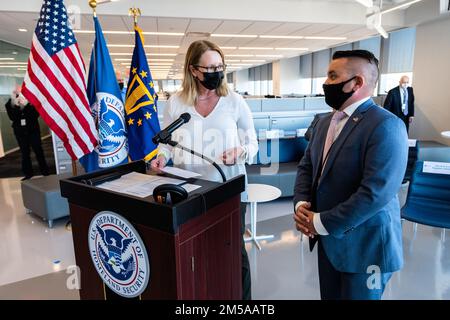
[71,0,98,177]
[129,7,141,26]
[89,0,97,17]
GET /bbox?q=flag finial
[128,7,141,25]
[89,0,97,17]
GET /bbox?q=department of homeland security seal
[95,92,128,168]
[88,211,150,298]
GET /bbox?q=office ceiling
[0,0,429,79]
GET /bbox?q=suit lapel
[311,113,332,188]
[318,99,375,185]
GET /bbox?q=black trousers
[398,115,410,133]
[15,129,49,177]
[240,202,251,300]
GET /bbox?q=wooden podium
[60,161,245,300]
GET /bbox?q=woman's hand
[150,155,167,173]
[221,147,244,166]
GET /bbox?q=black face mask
[198,71,224,90]
[322,76,356,110]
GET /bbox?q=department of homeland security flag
[22,0,97,160]
[125,25,161,161]
[79,16,128,172]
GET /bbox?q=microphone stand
[166,139,227,183]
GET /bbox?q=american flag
[22,0,98,160]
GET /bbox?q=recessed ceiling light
[211,34,258,38]
[260,35,303,39]
[0,58,15,61]
[275,48,309,51]
[75,30,184,36]
[0,62,27,65]
[238,47,270,50]
[220,47,237,50]
[241,60,266,62]
[110,53,178,57]
[12,51,18,55]
[18,28,28,32]
[303,36,346,40]
[255,54,283,58]
[114,58,174,62]
[107,44,179,49]
[225,54,254,57]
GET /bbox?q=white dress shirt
[158,91,259,201]
[295,96,371,235]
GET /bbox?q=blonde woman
[151,40,258,300]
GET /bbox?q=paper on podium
[97,172,185,198]
[160,166,201,179]
[181,183,202,193]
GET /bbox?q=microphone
[152,112,191,144]
[152,112,227,182]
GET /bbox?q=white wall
[410,16,450,146]
[279,56,302,96]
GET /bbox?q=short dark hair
[332,49,379,87]
[332,49,379,67]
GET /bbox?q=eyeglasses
[193,64,227,73]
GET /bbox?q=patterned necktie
[402,87,408,116]
[322,110,347,170]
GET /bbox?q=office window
[248,63,273,96]
[300,54,313,95]
[379,72,413,95]
[379,27,416,94]
[312,77,327,95]
[162,79,182,92]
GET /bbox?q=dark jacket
[5,99,41,134]
[384,86,414,118]
[305,112,331,141]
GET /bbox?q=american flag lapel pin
[353,116,359,122]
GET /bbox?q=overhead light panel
[108,44,179,49]
[381,0,423,15]
[255,54,283,58]
[225,54,254,57]
[75,30,184,36]
[259,35,303,39]
[275,48,308,51]
[355,0,373,8]
[304,36,347,40]
[211,34,258,38]
[238,47,270,50]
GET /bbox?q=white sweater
[158,91,258,199]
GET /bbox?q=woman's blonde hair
[179,40,228,105]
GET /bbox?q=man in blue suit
[293,50,408,300]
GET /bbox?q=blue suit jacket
[294,99,408,273]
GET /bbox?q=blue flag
[80,16,128,172]
[125,25,161,161]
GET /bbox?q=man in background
[5,86,49,180]
[384,75,415,133]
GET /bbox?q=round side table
[244,184,282,250]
